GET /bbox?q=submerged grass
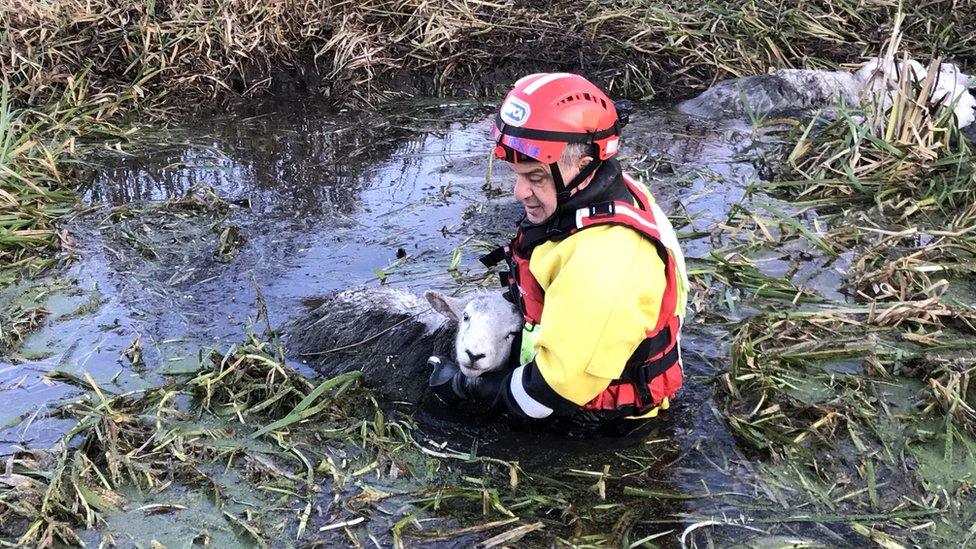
[0,314,686,547]
[99,183,242,271]
[0,305,48,355]
[1,322,397,546]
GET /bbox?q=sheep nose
[465,349,486,365]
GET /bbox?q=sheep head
[425,290,522,378]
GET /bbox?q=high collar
[515,158,630,251]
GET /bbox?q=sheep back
[284,286,455,403]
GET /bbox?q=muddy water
[1,98,795,544]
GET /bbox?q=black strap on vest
[586,201,616,219]
[480,246,507,268]
[612,326,679,408]
[623,341,678,384]
[479,246,521,309]
[626,326,672,369]
[495,115,620,144]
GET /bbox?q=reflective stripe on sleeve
[509,365,553,418]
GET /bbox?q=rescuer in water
[429,73,688,431]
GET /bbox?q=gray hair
[560,143,592,166]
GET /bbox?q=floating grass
[0,304,48,355]
[713,20,976,544]
[1,319,376,546]
[2,316,583,547]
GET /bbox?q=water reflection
[85,105,429,221]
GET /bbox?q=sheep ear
[425,290,464,322]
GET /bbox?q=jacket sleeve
[527,226,667,410]
[464,361,579,418]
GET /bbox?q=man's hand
[428,356,560,419]
[427,356,471,404]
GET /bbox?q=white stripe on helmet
[524,73,574,95]
[514,73,546,87]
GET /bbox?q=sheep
[286,286,522,402]
[682,58,975,129]
[935,66,976,129]
[286,285,457,403]
[425,289,523,378]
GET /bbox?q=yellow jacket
[527,223,667,405]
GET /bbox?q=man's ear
[574,156,596,192]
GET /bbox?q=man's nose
[513,176,532,201]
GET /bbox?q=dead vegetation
[2,323,380,546]
[0,315,666,547]
[713,20,976,545]
[3,0,973,108]
[3,2,976,546]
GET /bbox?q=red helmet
[492,73,626,202]
[492,73,622,165]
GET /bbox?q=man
[429,73,688,427]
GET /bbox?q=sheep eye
[462,313,470,322]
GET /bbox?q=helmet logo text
[506,137,541,160]
[500,97,531,127]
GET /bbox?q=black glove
[427,356,471,404]
[427,356,516,412]
[428,356,562,419]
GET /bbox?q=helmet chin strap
[550,145,602,205]
[540,158,600,230]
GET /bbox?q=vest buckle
[588,202,615,219]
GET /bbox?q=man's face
[509,157,586,224]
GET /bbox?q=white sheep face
[425,290,523,378]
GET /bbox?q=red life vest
[497,175,685,416]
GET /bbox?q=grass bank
[2,4,976,545]
[720,23,976,545]
[1,0,975,286]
